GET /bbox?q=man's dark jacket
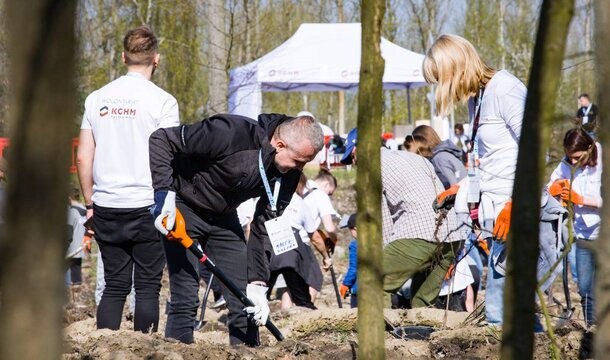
[149,113,301,283]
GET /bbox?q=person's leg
[383,238,438,294]
[350,294,358,308]
[163,202,204,344]
[281,288,294,310]
[95,249,105,306]
[309,287,318,304]
[411,241,463,308]
[568,244,578,284]
[70,258,83,285]
[203,213,258,346]
[281,268,316,309]
[95,239,133,329]
[94,205,137,330]
[132,208,165,333]
[576,241,595,327]
[465,284,475,312]
[485,239,506,326]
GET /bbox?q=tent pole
[407,85,412,125]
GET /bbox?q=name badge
[265,216,298,255]
[467,173,481,203]
[583,116,589,124]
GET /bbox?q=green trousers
[383,238,463,308]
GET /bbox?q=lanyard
[258,150,281,215]
[469,87,485,154]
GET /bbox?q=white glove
[152,190,176,235]
[244,283,269,326]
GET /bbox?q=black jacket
[149,113,301,282]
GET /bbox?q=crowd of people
[61,26,601,348]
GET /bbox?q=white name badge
[583,116,589,124]
[265,216,298,255]
[467,173,481,203]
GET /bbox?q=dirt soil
[62,169,594,359]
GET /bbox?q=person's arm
[342,241,358,288]
[149,116,246,191]
[309,230,332,270]
[321,214,338,243]
[158,95,180,128]
[76,129,95,218]
[499,82,526,140]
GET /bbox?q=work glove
[82,231,93,254]
[339,284,350,299]
[561,187,585,206]
[492,200,512,241]
[151,190,176,235]
[444,263,457,281]
[433,184,460,211]
[244,284,270,326]
[549,179,570,197]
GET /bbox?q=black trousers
[68,258,82,285]
[93,204,165,333]
[163,199,258,345]
[269,268,316,309]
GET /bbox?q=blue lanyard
[258,150,281,214]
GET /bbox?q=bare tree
[594,0,610,357]
[208,0,228,114]
[0,1,76,360]
[500,0,574,358]
[356,0,386,358]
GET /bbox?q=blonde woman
[425,34,526,327]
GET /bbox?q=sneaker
[211,296,226,309]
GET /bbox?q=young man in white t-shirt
[77,26,180,333]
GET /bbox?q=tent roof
[229,23,427,93]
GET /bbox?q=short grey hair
[276,115,324,152]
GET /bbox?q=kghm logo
[99,106,109,117]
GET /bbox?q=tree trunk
[594,0,610,357]
[500,0,573,358]
[356,0,386,359]
[0,1,76,359]
[208,0,228,113]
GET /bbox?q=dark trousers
[68,258,82,285]
[93,205,165,333]
[350,294,358,308]
[269,268,316,309]
[163,200,258,345]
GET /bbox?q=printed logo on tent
[341,70,348,77]
[412,69,421,76]
[99,106,109,117]
[269,69,276,77]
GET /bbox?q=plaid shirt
[381,148,462,245]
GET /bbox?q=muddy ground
[62,168,594,359]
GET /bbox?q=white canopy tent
[228,23,427,122]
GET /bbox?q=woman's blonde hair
[423,34,496,116]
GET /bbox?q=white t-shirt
[548,143,603,240]
[81,72,180,208]
[471,70,526,197]
[282,193,317,243]
[303,179,338,229]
